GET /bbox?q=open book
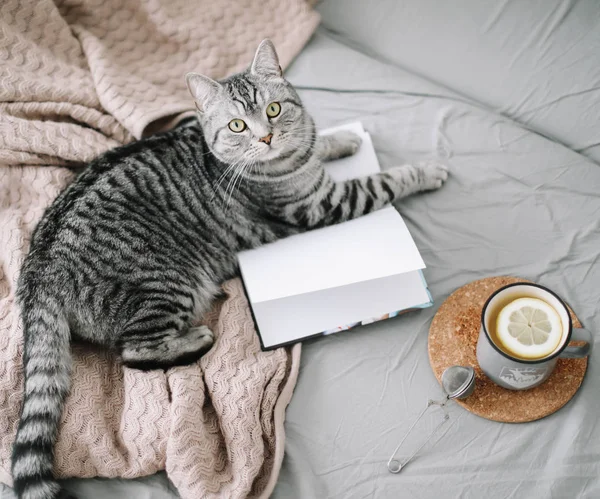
[238,122,432,350]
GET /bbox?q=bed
[2,0,599,497]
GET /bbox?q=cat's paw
[334,130,362,156]
[190,325,215,351]
[415,160,449,191]
[322,130,362,160]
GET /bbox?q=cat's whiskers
[225,157,256,209]
[230,160,251,204]
[238,156,259,200]
[211,159,242,203]
[217,155,253,207]
[224,160,245,208]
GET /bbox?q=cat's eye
[266,102,281,118]
[228,119,246,133]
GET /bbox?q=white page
[318,121,365,136]
[254,271,431,348]
[325,132,380,182]
[238,207,425,303]
[318,122,380,182]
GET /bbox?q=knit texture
[0,0,317,497]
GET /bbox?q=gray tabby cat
[12,40,448,499]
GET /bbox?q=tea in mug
[487,294,564,361]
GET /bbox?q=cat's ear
[186,73,221,112]
[251,39,283,78]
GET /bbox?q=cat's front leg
[316,131,362,162]
[387,160,449,194]
[301,160,448,228]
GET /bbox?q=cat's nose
[258,133,273,145]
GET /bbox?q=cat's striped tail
[11,295,73,499]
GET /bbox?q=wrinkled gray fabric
[2,1,600,498]
[318,0,600,164]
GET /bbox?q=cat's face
[187,40,311,166]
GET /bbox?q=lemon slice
[496,298,563,359]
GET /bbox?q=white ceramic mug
[477,283,592,390]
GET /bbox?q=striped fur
[12,39,447,499]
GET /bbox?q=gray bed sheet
[317,0,600,165]
[3,2,600,499]
[272,31,600,499]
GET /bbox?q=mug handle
[560,328,593,358]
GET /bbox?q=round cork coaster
[428,276,588,423]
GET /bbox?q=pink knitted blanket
[0,0,319,497]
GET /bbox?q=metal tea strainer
[387,365,476,473]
